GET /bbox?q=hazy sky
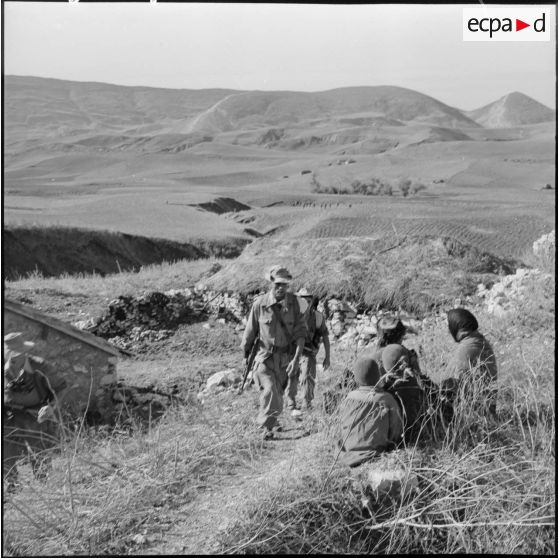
[3,2,556,110]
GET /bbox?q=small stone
[131,534,147,545]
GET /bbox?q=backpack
[304,310,324,355]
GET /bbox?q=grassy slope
[2,252,554,555]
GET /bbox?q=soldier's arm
[291,296,308,347]
[241,301,260,358]
[286,297,307,375]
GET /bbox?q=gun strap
[271,303,295,346]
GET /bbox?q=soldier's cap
[296,287,313,297]
[267,266,292,284]
[4,332,35,356]
[353,357,380,387]
[381,344,410,375]
[378,315,405,331]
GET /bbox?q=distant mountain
[4,75,238,137]
[4,76,479,143]
[189,86,480,132]
[465,92,555,128]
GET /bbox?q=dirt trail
[139,418,321,555]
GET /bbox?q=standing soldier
[286,288,331,416]
[241,266,307,440]
[3,332,68,492]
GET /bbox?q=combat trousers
[253,352,290,430]
[2,410,57,490]
[286,353,317,410]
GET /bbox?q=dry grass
[2,397,265,556]
[2,245,553,556]
[204,235,518,314]
[212,286,555,554]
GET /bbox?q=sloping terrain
[3,76,555,269]
[201,234,520,313]
[2,226,249,280]
[189,86,480,133]
[465,92,556,128]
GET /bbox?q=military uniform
[286,305,329,411]
[241,290,307,431]
[3,335,67,491]
[338,387,403,467]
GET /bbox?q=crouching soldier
[240,266,307,440]
[3,332,67,493]
[337,357,403,467]
[286,288,331,416]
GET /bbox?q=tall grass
[5,257,225,304]
[2,397,265,556]
[204,235,518,314]
[212,278,554,554]
[3,243,553,555]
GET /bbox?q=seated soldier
[337,357,403,468]
[377,344,428,443]
[446,308,498,416]
[368,315,421,376]
[3,332,67,492]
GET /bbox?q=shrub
[411,183,426,195]
[399,179,412,197]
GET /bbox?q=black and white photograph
[2,1,555,554]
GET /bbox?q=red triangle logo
[516,19,530,31]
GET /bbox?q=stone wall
[4,310,116,421]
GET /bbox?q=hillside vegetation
[3,225,250,280]
[2,246,554,555]
[202,234,519,313]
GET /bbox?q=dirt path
[139,417,321,555]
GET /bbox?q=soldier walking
[286,288,331,416]
[241,266,307,440]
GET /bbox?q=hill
[189,86,480,133]
[465,92,556,128]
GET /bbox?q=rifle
[238,337,259,394]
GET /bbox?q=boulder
[205,369,241,392]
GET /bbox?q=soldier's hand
[322,356,331,371]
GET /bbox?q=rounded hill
[190,86,481,132]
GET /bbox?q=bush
[399,179,412,197]
[411,183,426,195]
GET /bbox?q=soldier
[286,288,331,416]
[3,332,67,492]
[446,308,498,416]
[369,315,421,375]
[337,357,403,467]
[241,266,307,440]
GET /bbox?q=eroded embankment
[3,226,251,280]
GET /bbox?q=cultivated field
[2,76,556,554]
[3,77,555,259]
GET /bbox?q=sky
[3,2,556,110]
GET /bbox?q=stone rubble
[476,230,555,318]
[532,230,555,260]
[197,369,242,403]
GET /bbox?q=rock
[361,325,378,337]
[100,374,117,386]
[205,369,241,392]
[131,534,147,545]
